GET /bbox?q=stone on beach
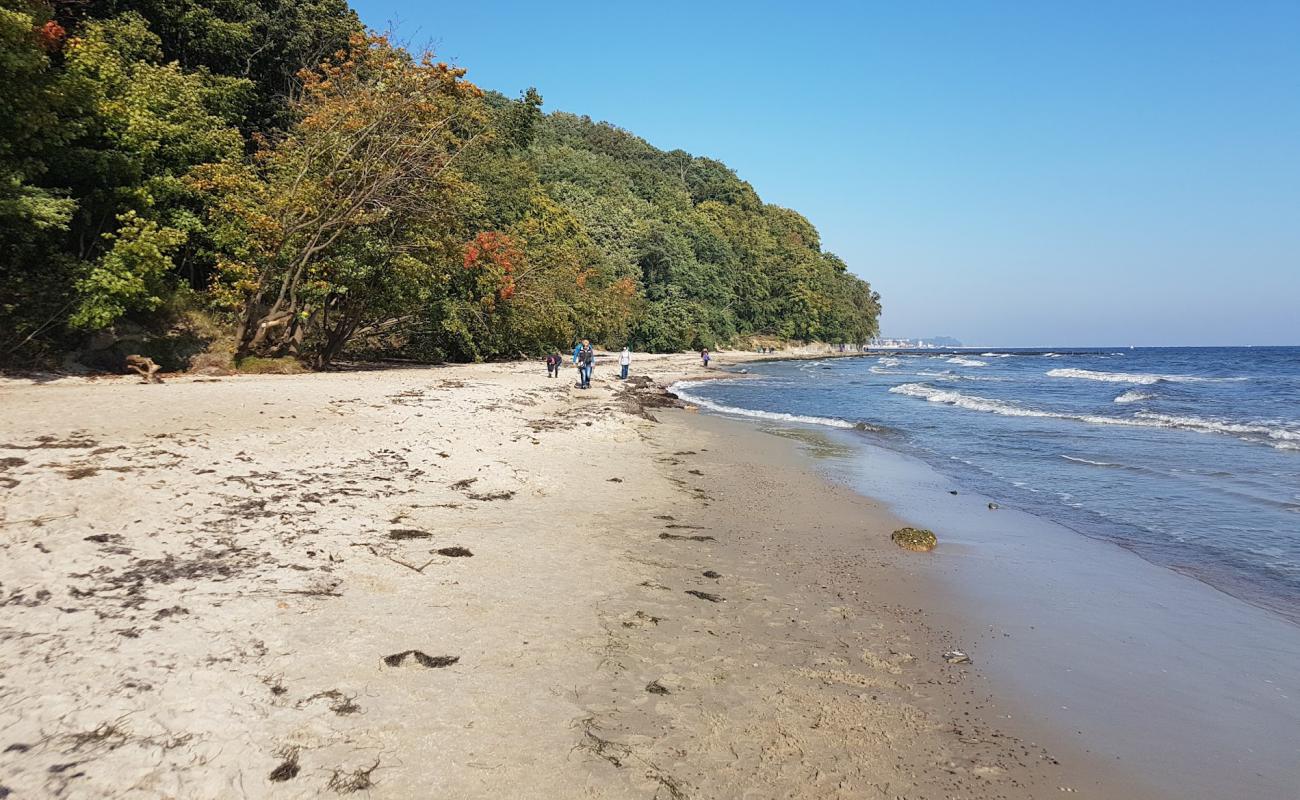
[891,527,938,552]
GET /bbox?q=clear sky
[350,0,1299,346]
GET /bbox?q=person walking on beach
[545,351,559,378]
[619,346,631,380]
[572,341,582,366]
[578,339,594,389]
[701,348,711,368]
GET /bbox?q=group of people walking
[544,341,633,389]
[543,343,713,388]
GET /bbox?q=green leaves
[70,212,185,329]
[195,33,489,363]
[528,112,878,351]
[1,0,878,367]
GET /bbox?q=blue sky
[351,0,1299,346]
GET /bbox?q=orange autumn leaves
[193,32,491,359]
[462,231,520,305]
[36,20,65,52]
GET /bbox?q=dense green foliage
[1,0,879,368]
[526,112,882,352]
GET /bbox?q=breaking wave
[946,357,988,367]
[672,381,865,430]
[889,383,1299,450]
[1047,368,1248,385]
[1133,413,1300,446]
[1114,389,1156,404]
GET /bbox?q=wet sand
[0,354,1160,798]
[816,436,1300,800]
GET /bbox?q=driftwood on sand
[124,354,163,384]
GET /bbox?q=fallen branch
[0,512,76,528]
[384,555,435,573]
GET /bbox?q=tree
[68,0,362,132]
[2,2,881,368]
[0,1,82,360]
[1,5,243,361]
[196,33,488,362]
[59,13,245,328]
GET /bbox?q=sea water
[675,346,1300,624]
[675,346,1300,798]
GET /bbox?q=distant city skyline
[352,0,1300,346]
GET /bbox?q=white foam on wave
[945,356,988,367]
[1133,412,1300,443]
[877,357,902,367]
[671,381,858,430]
[1047,368,1248,385]
[1061,455,1124,467]
[890,383,1044,416]
[980,352,1015,357]
[868,366,902,375]
[889,383,1300,451]
[915,369,1005,381]
[1114,389,1155,404]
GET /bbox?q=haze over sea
[677,346,1300,623]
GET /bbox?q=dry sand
[1,353,1156,798]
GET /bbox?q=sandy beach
[1,354,1157,799]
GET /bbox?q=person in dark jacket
[578,340,594,388]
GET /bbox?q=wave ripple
[890,383,1299,450]
[1047,368,1247,384]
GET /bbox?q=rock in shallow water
[943,649,972,664]
[890,527,938,552]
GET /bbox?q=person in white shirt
[619,347,631,379]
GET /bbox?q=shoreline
[627,408,1166,799]
[825,435,1300,800]
[682,363,1300,800]
[1,356,1159,797]
[677,354,1300,628]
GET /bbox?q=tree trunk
[317,314,360,367]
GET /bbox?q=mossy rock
[235,356,307,375]
[891,527,937,552]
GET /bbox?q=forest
[0,0,881,370]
